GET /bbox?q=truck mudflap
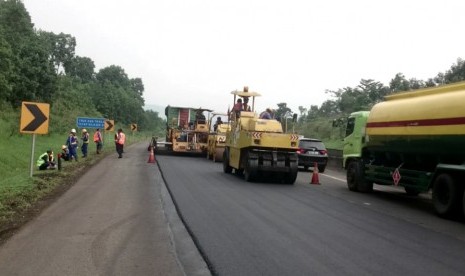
[243,149,298,184]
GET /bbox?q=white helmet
[71,128,76,133]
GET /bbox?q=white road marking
[321,174,345,182]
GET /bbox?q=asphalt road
[0,143,208,276]
[158,154,465,276]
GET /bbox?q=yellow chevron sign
[20,102,50,134]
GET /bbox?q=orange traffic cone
[310,162,320,185]
[148,146,156,163]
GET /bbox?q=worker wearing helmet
[81,129,89,158]
[66,129,78,161]
[60,145,70,161]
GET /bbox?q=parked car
[297,138,328,172]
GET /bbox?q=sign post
[20,102,50,177]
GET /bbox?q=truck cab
[343,111,369,169]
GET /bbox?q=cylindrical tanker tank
[365,81,465,155]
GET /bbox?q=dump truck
[156,106,212,154]
[222,87,300,184]
[343,81,465,217]
[206,112,230,162]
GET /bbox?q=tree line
[0,0,164,134]
[273,59,465,142]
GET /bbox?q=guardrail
[327,148,343,171]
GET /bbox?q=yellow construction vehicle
[222,87,300,184]
[206,112,230,162]
[156,106,212,155]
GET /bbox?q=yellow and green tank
[222,87,299,184]
[343,81,465,218]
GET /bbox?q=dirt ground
[0,155,103,245]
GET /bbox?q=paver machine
[222,87,300,184]
[156,105,212,155]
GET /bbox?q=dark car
[296,138,328,172]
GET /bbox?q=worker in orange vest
[93,128,103,154]
[115,128,126,158]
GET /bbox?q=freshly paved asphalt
[158,154,465,276]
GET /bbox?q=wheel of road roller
[283,160,298,185]
[223,148,232,173]
[244,151,259,182]
[213,148,223,162]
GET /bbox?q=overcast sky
[23,0,465,114]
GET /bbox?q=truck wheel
[347,161,372,193]
[222,149,232,174]
[433,173,462,217]
[347,161,360,191]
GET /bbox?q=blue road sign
[76,117,105,129]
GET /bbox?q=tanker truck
[343,81,465,218]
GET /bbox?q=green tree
[38,31,76,73]
[443,58,465,84]
[0,0,34,48]
[65,55,95,82]
[93,66,146,124]
[425,78,436,87]
[318,100,339,116]
[10,36,56,105]
[0,28,14,100]
[358,79,388,104]
[389,73,410,93]
[434,72,445,85]
[274,102,292,121]
[307,105,319,120]
[408,78,425,90]
[0,0,56,105]
[96,65,130,88]
[297,106,307,123]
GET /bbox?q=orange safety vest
[93,131,101,142]
[117,132,126,145]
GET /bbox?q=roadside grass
[0,115,152,232]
